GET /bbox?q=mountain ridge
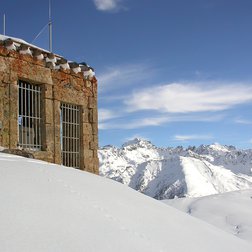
[99,138,252,199]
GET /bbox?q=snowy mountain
[99,138,252,199]
[2,152,252,252]
[164,189,252,243]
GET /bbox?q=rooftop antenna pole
[3,14,6,35]
[49,0,52,52]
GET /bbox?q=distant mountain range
[99,138,252,199]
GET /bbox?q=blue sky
[1,0,252,148]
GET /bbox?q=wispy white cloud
[99,116,168,130]
[173,134,214,142]
[93,0,126,12]
[99,108,119,122]
[234,118,252,125]
[124,117,169,129]
[125,82,252,113]
[98,113,223,130]
[98,63,157,93]
[98,122,109,130]
[163,113,225,123]
[99,67,252,133]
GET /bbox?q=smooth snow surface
[99,139,252,199]
[0,34,28,44]
[1,152,252,252]
[164,190,252,243]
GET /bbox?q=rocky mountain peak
[99,141,252,200]
[122,138,155,149]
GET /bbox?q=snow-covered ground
[99,138,252,199]
[1,152,252,252]
[164,189,252,243]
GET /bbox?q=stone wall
[0,43,98,174]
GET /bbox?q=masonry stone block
[88,97,95,108]
[93,134,99,149]
[89,108,98,123]
[83,123,92,134]
[84,149,94,159]
[92,123,98,135]
[0,56,9,72]
[44,84,53,99]
[44,98,54,124]
[82,108,89,123]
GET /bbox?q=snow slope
[164,190,252,243]
[1,152,252,252]
[99,139,252,199]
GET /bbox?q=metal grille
[60,103,80,168]
[18,80,42,150]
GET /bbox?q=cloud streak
[99,108,120,122]
[125,83,252,113]
[99,68,252,135]
[99,116,168,130]
[234,118,252,125]
[173,134,214,142]
[98,113,224,130]
[93,0,125,12]
[98,63,157,93]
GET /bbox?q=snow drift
[164,189,252,243]
[1,152,252,252]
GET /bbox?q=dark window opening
[60,103,80,168]
[18,80,42,150]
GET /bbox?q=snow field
[1,152,252,252]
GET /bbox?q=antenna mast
[49,0,52,52]
[3,14,6,35]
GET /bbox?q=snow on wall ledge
[0,34,95,78]
[0,152,252,252]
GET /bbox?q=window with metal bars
[18,80,42,150]
[60,103,81,169]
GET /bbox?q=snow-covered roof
[0,34,52,54]
[0,34,95,78]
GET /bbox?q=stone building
[0,35,98,174]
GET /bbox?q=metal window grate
[60,103,80,169]
[18,80,42,150]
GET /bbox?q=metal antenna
[49,0,53,52]
[32,23,49,44]
[3,14,6,35]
